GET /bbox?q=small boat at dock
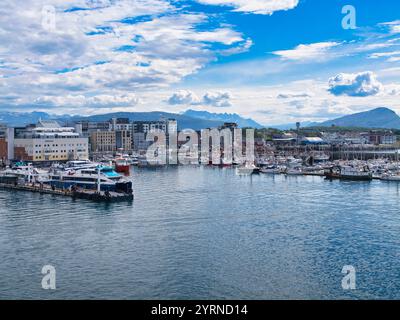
[260,166,281,174]
[324,166,373,181]
[380,173,400,181]
[114,158,130,174]
[236,162,260,175]
[285,167,303,175]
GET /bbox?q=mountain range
[314,107,400,129]
[0,110,262,130]
[1,107,400,130]
[270,107,400,130]
[182,109,263,128]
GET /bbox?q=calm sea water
[1,166,400,300]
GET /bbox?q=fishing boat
[114,158,130,174]
[324,166,373,181]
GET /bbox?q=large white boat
[45,165,133,193]
[0,162,48,183]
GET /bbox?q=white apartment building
[11,120,89,162]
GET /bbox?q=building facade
[90,131,116,152]
[0,124,7,163]
[9,120,89,162]
[366,131,397,145]
[111,118,132,132]
[116,130,132,152]
[132,119,177,153]
[72,120,112,138]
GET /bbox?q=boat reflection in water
[236,162,260,175]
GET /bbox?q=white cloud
[203,91,232,107]
[386,83,400,96]
[379,21,400,34]
[34,93,139,108]
[328,71,384,97]
[272,42,340,61]
[368,50,400,61]
[196,0,299,15]
[168,90,232,107]
[277,92,313,99]
[0,0,248,112]
[168,90,200,105]
[218,39,253,56]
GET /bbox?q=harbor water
[1,166,400,299]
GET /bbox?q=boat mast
[28,163,32,184]
[97,166,101,193]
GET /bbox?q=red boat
[114,158,130,174]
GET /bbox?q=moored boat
[236,162,260,175]
[114,158,130,174]
[45,165,133,194]
[285,167,303,175]
[260,166,281,174]
[324,166,372,181]
[380,173,400,181]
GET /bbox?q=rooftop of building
[37,119,62,128]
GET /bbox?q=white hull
[381,175,400,181]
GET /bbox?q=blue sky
[1,0,400,125]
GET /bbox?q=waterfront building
[365,130,397,145]
[0,124,7,164]
[111,118,132,131]
[72,120,112,138]
[132,119,177,153]
[132,120,168,134]
[0,138,6,163]
[0,123,7,137]
[321,132,369,145]
[90,131,116,152]
[9,120,88,162]
[116,130,132,152]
